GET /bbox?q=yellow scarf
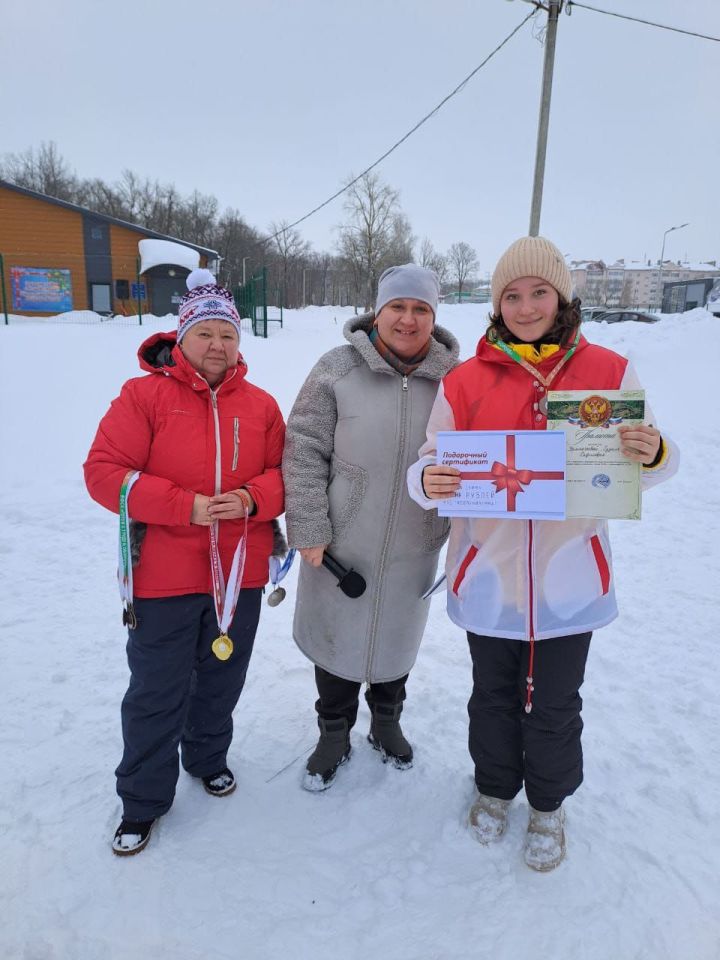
[493,341,560,364]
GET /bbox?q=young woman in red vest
[407,236,678,871]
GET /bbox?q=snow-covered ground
[1,305,717,960]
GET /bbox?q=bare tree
[0,141,78,200]
[209,209,264,289]
[75,177,126,218]
[387,213,415,266]
[270,220,311,307]
[419,237,435,269]
[448,241,479,301]
[419,237,449,286]
[175,190,218,246]
[336,172,410,309]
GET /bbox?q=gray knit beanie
[375,264,440,318]
[491,237,572,315]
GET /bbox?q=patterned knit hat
[491,237,572,316]
[177,269,242,342]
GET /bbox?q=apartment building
[569,258,720,310]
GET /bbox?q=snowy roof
[570,258,719,274]
[138,239,201,274]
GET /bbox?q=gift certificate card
[546,389,644,520]
[436,430,567,520]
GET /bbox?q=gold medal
[212,633,234,661]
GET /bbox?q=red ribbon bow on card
[461,435,564,511]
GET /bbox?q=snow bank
[0,306,717,960]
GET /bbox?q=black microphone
[321,551,366,598]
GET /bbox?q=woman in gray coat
[283,264,459,790]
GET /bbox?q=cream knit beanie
[491,236,572,315]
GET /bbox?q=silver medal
[267,587,286,607]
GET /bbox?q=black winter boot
[303,717,351,792]
[112,818,155,856]
[201,767,236,797]
[367,703,413,769]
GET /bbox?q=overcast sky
[4,0,718,274]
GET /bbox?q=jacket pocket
[423,510,451,554]
[589,534,610,595]
[452,545,478,596]
[543,532,612,620]
[232,417,239,471]
[327,454,368,544]
[448,540,504,628]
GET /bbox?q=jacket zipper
[210,391,222,495]
[524,519,536,713]
[205,368,235,494]
[364,375,410,679]
[527,520,535,641]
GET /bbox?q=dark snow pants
[116,590,262,821]
[314,666,408,729]
[467,631,591,812]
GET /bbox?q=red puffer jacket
[84,331,285,597]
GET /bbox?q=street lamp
[657,223,689,310]
[242,256,253,286]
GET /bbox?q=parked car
[581,307,610,322]
[599,311,659,324]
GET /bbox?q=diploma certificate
[546,389,645,520]
[436,430,567,520]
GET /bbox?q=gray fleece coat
[283,314,460,682]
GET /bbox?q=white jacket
[407,338,679,641]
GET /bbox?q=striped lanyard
[118,471,141,628]
[209,513,248,661]
[493,326,581,390]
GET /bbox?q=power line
[262,7,538,246]
[567,2,720,43]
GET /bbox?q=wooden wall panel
[109,225,144,315]
[0,187,88,313]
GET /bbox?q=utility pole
[528,0,562,236]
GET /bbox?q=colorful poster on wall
[10,267,73,313]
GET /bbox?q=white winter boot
[468,792,511,845]
[524,805,566,872]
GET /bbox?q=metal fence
[233,267,283,338]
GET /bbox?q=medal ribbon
[209,513,248,637]
[493,326,581,389]
[269,548,296,588]
[118,471,141,626]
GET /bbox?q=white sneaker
[524,805,566,872]
[468,792,511,845]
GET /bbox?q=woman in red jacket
[85,269,285,856]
